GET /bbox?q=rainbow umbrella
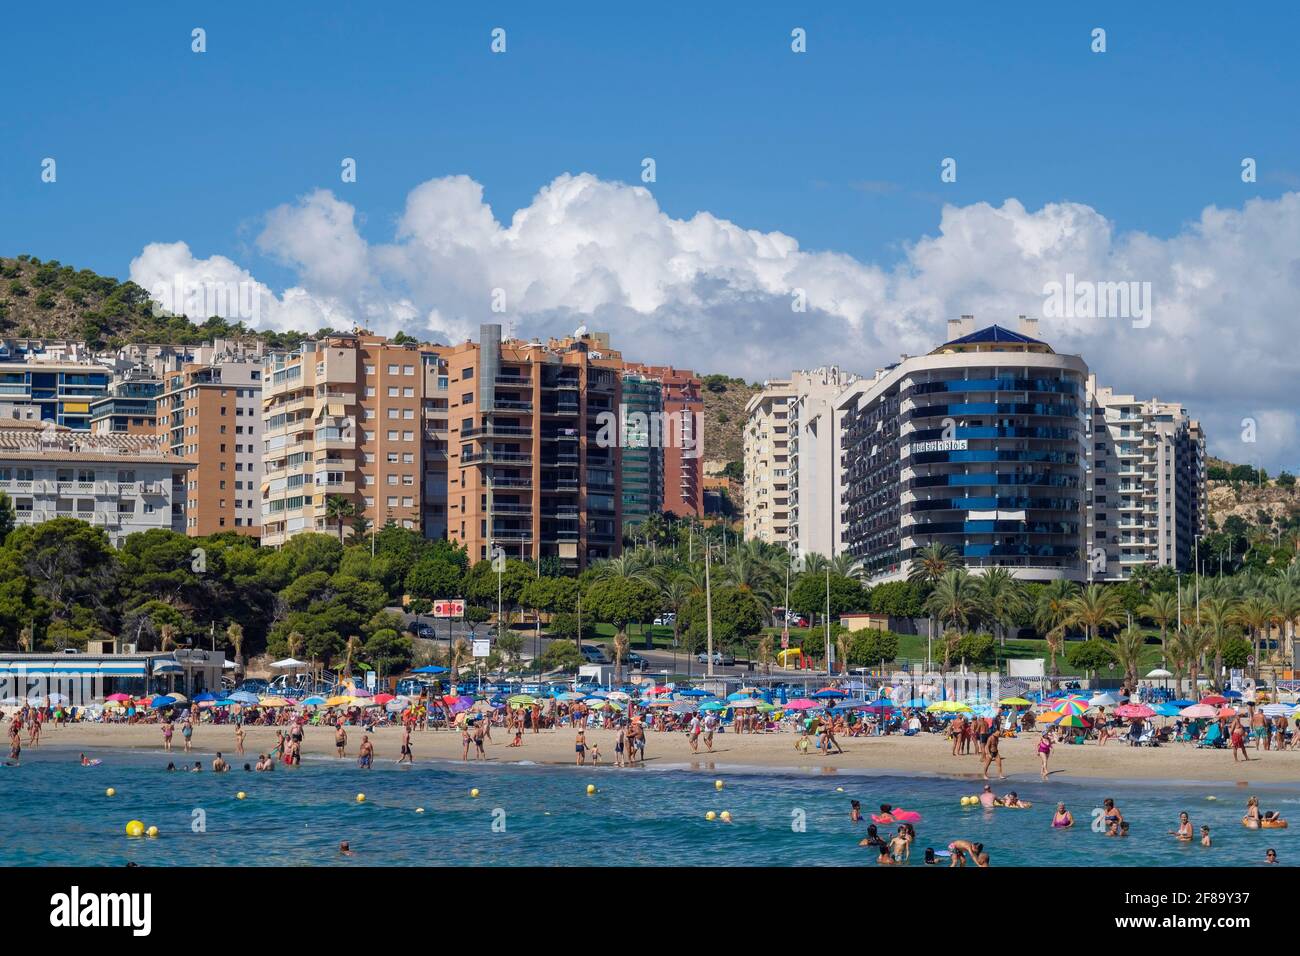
[1049,698,1091,717]
[1045,711,1091,728]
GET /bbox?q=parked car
[408,621,437,639]
[696,650,736,666]
[652,613,676,626]
[624,652,650,671]
[580,644,612,664]
[235,678,269,695]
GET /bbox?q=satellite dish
[573,324,588,338]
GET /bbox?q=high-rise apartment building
[159,343,265,536]
[837,317,1089,582]
[260,333,434,547]
[622,363,704,518]
[786,366,859,561]
[440,325,623,570]
[1085,376,1206,579]
[743,380,796,545]
[619,371,664,529]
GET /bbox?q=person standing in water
[982,729,1005,780]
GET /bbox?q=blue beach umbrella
[412,665,449,674]
[678,688,710,697]
[301,696,327,706]
[1169,699,1196,708]
[700,701,728,712]
[1153,703,1182,717]
[224,691,259,705]
[150,695,177,709]
[193,692,219,703]
[903,698,928,708]
[811,689,847,700]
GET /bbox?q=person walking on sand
[688,713,701,753]
[1231,716,1250,762]
[398,724,414,765]
[162,719,174,753]
[1037,731,1053,780]
[182,718,194,753]
[982,729,1005,780]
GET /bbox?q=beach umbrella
[1153,703,1182,717]
[998,697,1032,707]
[149,695,177,708]
[606,691,632,701]
[301,696,327,706]
[168,693,189,703]
[411,665,449,674]
[1089,693,1121,707]
[669,701,697,714]
[1200,695,1228,706]
[729,698,761,708]
[927,701,971,713]
[193,692,219,703]
[508,694,538,705]
[726,692,752,702]
[104,693,133,703]
[1145,668,1173,679]
[325,695,353,707]
[372,693,396,706]
[831,697,871,710]
[784,699,819,711]
[700,701,727,712]
[1046,712,1092,728]
[1180,703,1218,719]
[258,696,291,708]
[1261,703,1294,717]
[1168,699,1196,708]
[812,688,848,699]
[1217,707,1238,718]
[756,703,777,712]
[1050,698,1091,717]
[1115,704,1156,719]
[677,688,709,698]
[902,698,929,708]
[447,698,474,715]
[226,691,260,705]
[737,686,762,695]
[1222,690,1242,700]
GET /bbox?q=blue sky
[3,1,1295,276]
[2,1,1299,469]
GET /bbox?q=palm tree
[724,551,779,609]
[448,636,470,684]
[1200,596,1240,691]
[160,624,177,652]
[286,630,305,661]
[1064,584,1123,640]
[1137,591,1179,661]
[590,552,652,584]
[612,632,629,684]
[976,567,1024,648]
[756,634,774,675]
[226,622,245,678]
[1235,593,1274,682]
[1034,580,1079,688]
[1112,625,1148,691]
[924,569,979,672]
[907,542,962,584]
[835,630,852,676]
[325,494,356,543]
[1167,625,1208,698]
[17,625,32,653]
[656,572,696,651]
[1269,580,1300,666]
[342,634,363,678]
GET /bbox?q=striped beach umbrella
[1045,711,1091,728]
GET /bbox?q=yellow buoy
[586,784,597,795]
[125,820,145,837]
[835,786,844,792]
[105,787,116,797]
[356,793,366,803]
[960,796,970,806]
[236,791,246,800]
[705,811,717,821]
[720,811,733,823]
[470,788,480,798]
[146,826,159,838]
[715,780,724,790]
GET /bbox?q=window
[365,365,375,376]
[461,392,473,404]
[387,364,399,375]
[403,365,414,376]
[462,367,474,380]
[403,431,414,441]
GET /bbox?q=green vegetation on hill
[0,254,316,349]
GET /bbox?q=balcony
[463,424,533,439]
[495,373,532,387]
[541,402,580,416]
[461,450,532,466]
[488,476,533,490]
[492,399,533,413]
[490,502,533,515]
[491,529,534,542]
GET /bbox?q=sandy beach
[18,722,1300,785]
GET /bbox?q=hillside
[0,254,307,348]
[700,373,759,468]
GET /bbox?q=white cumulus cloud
[129,175,1300,471]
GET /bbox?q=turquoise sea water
[2,747,1296,866]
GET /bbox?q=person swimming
[996,791,1032,809]
[979,785,996,808]
[1052,803,1074,828]
[850,800,862,823]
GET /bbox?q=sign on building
[433,599,466,618]
[472,639,491,659]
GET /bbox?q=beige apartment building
[441,324,623,570]
[1085,375,1206,580]
[743,379,797,545]
[158,345,265,536]
[260,332,437,547]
